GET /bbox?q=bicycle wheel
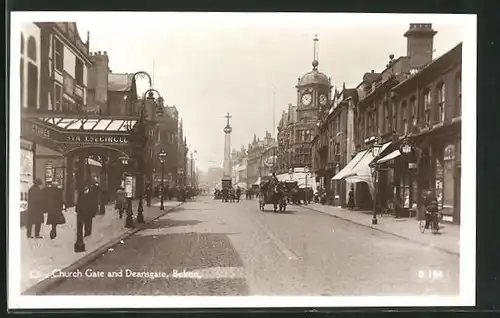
[419,220,426,233]
[431,220,439,234]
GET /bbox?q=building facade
[312,86,357,206]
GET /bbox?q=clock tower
[296,35,333,121]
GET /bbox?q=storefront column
[31,142,37,183]
[65,155,74,207]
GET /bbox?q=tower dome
[296,35,331,87]
[297,60,331,87]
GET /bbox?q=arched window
[27,36,37,61]
[402,100,408,135]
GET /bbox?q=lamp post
[158,150,167,211]
[133,88,164,224]
[119,155,135,228]
[370,137,383,225]
[304,165,310,205]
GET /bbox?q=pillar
[65,154,75,207]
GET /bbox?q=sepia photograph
[9,12,476,309]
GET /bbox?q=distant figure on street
[236,186,241,202]
[43,181,65,239]
[26,178,44,239]
[347,186,355,210]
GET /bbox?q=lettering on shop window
[65,135,128,144]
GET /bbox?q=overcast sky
[69,13,467,172]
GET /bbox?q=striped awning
[39,117,137,132]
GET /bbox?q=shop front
[21,115,135,207]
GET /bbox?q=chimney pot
[104,51,107,55]
[98,51,101,55]
[371,70,374,73]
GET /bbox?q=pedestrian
[43,181,66,239]
[347,186,355,210]
[115,186,127,219]
[76,181,95,237]
[26,178,44,239]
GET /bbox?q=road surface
[43,196,459,296]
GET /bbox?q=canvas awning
[331,150,368,181]
[377,150,401,164]
[332,142,392,183]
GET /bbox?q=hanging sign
[125,176,133,198]
[65,135,128,144]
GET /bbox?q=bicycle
[419,212,440,234]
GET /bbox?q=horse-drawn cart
[258,177,287,213]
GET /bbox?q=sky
[68,13,468,172]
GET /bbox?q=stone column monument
[222,112,232,178]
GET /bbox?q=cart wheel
[419,220,426,233]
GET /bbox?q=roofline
[392,42,462,91]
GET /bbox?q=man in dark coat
[27,178,44,238]
[76,182,95,237]
[43,181,65,239]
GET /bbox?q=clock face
[301,93,312,106]
[319,94,327,106]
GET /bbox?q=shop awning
[344,142,391,184]
[377,150,401,164]
[39,117,137,132]
[331,150,368,181]
[332,142,392,182]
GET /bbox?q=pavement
[21,199,182,294]
[37,196,459,296]
[302,203,460,255]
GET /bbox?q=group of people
[26,178,66,239]
[26,177,102,239]
[214,186,242,203]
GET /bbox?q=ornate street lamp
[158,150,167,211]
[370,137,383,225]
[119,155,135,228]
[133,88,164,224]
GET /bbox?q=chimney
[88,51,109,112]
[404,23,437,69]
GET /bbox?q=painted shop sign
[65,135,128,144]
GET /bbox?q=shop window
[402,101,408,135]
[443,144,456,215]
[423,89,431,127]
[54,38,64,72]
[456,72,461,117]
[400,172,410,208]
[27,62,38,109]
[410,96,417,127]
[437,83,445,122]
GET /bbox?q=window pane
[84,119,99,130]
[27,36,36,61]
[106,120,125,131]
[65,119,86,130]
[93,119,111,130]
[27,63,38,109]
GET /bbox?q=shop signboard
[125,176,133,198]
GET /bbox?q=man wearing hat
[27,178,44,238]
